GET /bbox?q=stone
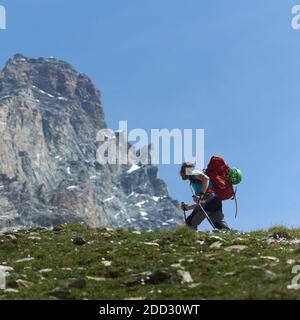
[47,289,71,300]
[209,236,224,242]
[225,245,248,252]
[224,272,236,276]
[264,270,277,278]
[5,234,17,243]
[143,242,160,247]
[15,257,35,263]
[210,241,223,249]
[68,279,86,289]
[4,288,19,293]
[146,270,171,285]
[266,238,276,245]
[39,268,53,273]
[28,236,41,241]
[86,276,106,282]
[260,256,280,263]
[53,225,64,232]
[16,279,33,288]
[177,270,193,284]
[101,260,112,267]
[0,265,14,272]
[290,239,300,245]
[271,231,290,239]
[170,263,184,269]
[287,283,300,290]
[72,237,86,246]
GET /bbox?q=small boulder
[69,279,86,289]
[4,288,19,294]
[0,266,14,272]
[86,276,106,282]
[5,234,17,243]
[53,225,64,232]
[225,245,248,252]
[260,256,280,263]
[287,259,296,265]
[146,270,171,285]
[177,270,193,284]
[39,268,53,273]
[47,289,71,300]
[101,260,112,267]
[15,257,35,263]
[264,270,277,279]
[210,241,223,249]
[16,279,33,288]
[72,237,86,246]
[271,231,290,240]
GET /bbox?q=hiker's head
[180,162,195,180]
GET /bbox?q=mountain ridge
[0,54,182,231]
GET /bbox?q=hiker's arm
[185,204,197,211]
[181,203,197,211]
[193,172,210,194]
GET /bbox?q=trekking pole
[181,202,187,225]
[189,184,216,230]
[193,196,216,230]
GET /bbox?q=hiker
[180,162,230,231]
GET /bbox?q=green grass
[1,223,300,300]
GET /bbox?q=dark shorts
[201,192,222,212]
[186,193,230,230]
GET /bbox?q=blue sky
[0,0,300,230]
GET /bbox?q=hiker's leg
[201,193,230,230]
[202,193,222,213]
[186,207,206,230]
[209,210,230,230]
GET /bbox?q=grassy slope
[1,223,300,300]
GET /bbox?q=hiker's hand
[181,203,188,211]
[193,196,201,204]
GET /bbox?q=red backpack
[206,156,234,200]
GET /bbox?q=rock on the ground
[177,270,193,284]
[72,237,86,246]
[225,245,248,252]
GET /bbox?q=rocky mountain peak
[0,54,105,129]
[2,54,76,94]
[0,55,182,231]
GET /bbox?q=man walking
[180,162,230,230]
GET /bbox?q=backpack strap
[189,182,195,196]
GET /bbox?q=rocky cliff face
[0,54,182,231]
